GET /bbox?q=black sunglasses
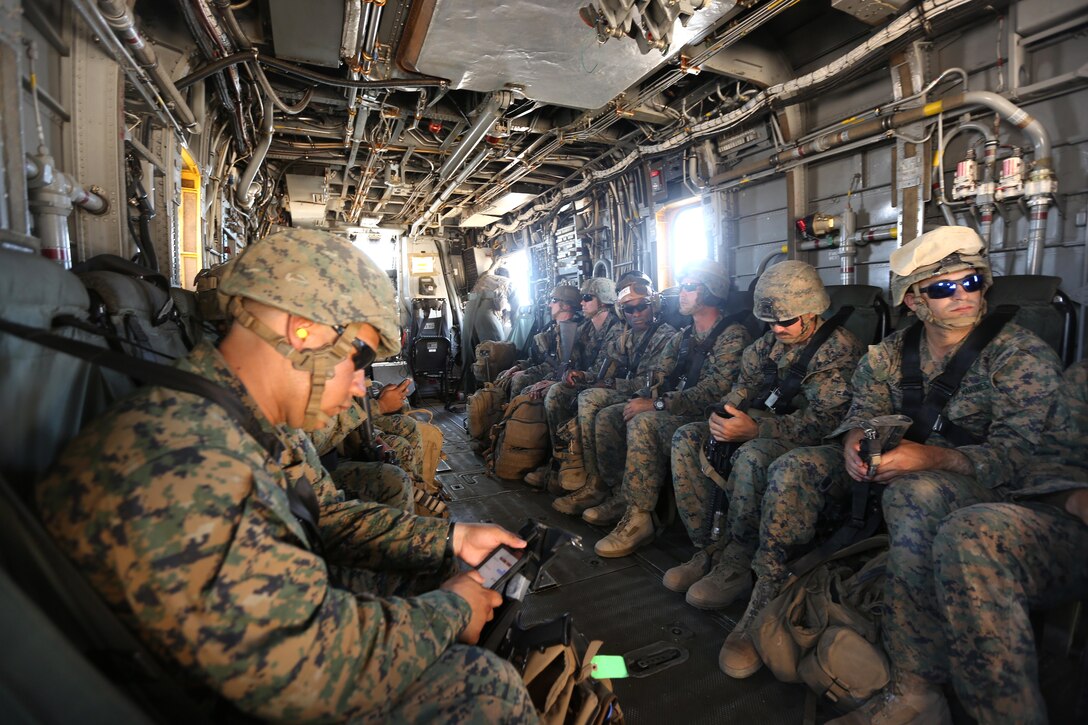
[333,326,377,370]
[581,294,597,302]
[679,282,702,292]
[917,273,984,299]
[549,297,564,304]
[621,302,651,314]
[770,316,800,328]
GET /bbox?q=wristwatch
[653,397,667,412]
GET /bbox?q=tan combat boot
[825,675,952,725]
[719,574,783,678]
[582,492,627,526]
[524,463,552,488]
[685,559,753,610]
[552,475,607,515]
[662,548,714,593]
[684,541,752,608]
[594,507,654,558]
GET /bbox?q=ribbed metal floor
[425,403,811,724]
[423,402,1082,724]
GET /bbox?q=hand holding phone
[476,544,527,590]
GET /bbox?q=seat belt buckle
[763,388,781,409]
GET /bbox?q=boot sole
[685,586,751,610]
[594,533,653,558]
[720,658,763,679]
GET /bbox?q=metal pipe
[236,91,274,210]
[412,147,492,236]
[95,0,200,132]
[436,92,511,184]
[839,208,857,285]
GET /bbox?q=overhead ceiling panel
[400,0,738,110]
[268,0,345,68]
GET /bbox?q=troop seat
[410,299,452,404]
[824,284,891,345]
[985,275,1077,366]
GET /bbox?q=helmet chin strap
[911,290,988,330]
[230,297,361,429]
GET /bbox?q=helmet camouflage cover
[220,228,400,358]
[753,260,830,322]
[581,276,617,305]
[679,259,731,299]
[550,283,581,307]
[889,226,992,306]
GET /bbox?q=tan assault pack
[472,340,518,383]
[467,383,507,440]
[488,393,550,480]
[523,639,623,725]
[753,536,890,711]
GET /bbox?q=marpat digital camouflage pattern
[671,324,863,549]
[931,360,1088,725]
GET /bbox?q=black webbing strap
[900,305,1018,445]
[0,317,324,553]
[54,314,177,362]
[586,315,618,371]
[786,480,883,581]
[624,320,665,380]
[662,310,745,393]
[753,306,854,414]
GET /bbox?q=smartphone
[476,544,527,590]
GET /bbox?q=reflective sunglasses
[621,302,651,314]
[581,294,597,302]
[770,316,800,328]
[333,325,377,370]
[917,273,984,299]
[679,282,702,292]
[549,296,564,304]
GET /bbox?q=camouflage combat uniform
[308,401,419,510]
[594,319,750,509]
[577,321,675,483]
[509,322,562,393]
[671,324,863,548]
[931,360,1088,725]
[543,314,623,450]
[818,322,1062,686]
[36,342,535,723]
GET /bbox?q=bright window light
[671,205,709,276]
[503,249,532,308]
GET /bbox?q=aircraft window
[659,202,709,287]
[504,249,532,307]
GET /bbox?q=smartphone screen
[477,545,523,589]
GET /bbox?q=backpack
[467,384,507,440]
[488,394,550,480]
[753,536,890,711]
[405,408,445,490]
[472,340,518,383]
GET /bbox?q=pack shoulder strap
[0,317,323,552]
[664,310,744,392]
[755,306,854,414]
[586,315,617,369]
[900,305,1018,445]
[625,320,665,379]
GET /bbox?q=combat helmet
[549,283,581,309]
[615,270,653,294]
[220,228,400,428]
[679,259,731,302]
[581,276,617,306]
[615,278,658,322]
[889,226,992,306]
[753,261,830,322]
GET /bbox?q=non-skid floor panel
[437,471,508,500]
[518,561,808,724]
